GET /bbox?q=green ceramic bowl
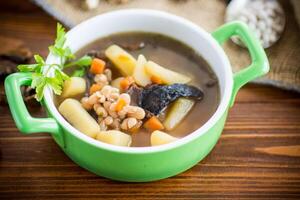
[5,10,269,182]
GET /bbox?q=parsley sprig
[17,23,92,101]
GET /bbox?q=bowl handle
[212,21,269,106]
[5,72,64,146]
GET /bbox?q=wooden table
[1,1,300,199]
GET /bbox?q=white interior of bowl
[44,9,233,153]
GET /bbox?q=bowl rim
[43,9,233,154]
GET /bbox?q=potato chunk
[145,61,191,84]
[61,77,86,98]
[151,130,178,146]
[105,45,136,76]
[163,98,195,131]
[58,98,99,138]
[133,55,151,87]
[96,130,132,147]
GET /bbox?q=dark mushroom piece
[138,83,203,115]
[127,84,143,106]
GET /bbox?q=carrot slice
[144,116,164,131]
[115,98,127,112]
[90,58,105,74]
[89,84,102,95]
[120,76,135,91]
[151,75,163,84]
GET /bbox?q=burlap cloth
[32,0,300,92]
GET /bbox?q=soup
[56,32,219,147]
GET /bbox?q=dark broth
[64,32,219,147]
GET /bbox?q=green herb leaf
[72,68,86,77]
[55,23,66,49]
[65,55,92,68]
[49,23,75,61]
[47,77,62,95]
[65,55,92,77]
[17,64,41,72]
[34,55,45,65]
[35,78,47,101]
[55,68,69,82]
[64,47,75,60]
[49,45,62,56]
[17,22,89,101]
[31,73,44,89]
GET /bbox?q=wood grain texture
[1,1,300,199]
